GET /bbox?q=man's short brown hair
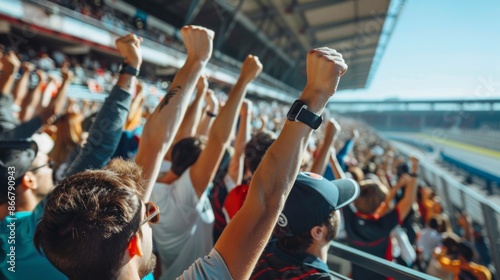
[245,131,276,174]
[355,180,388,214]
[171,136,206,176]
[34,159,145,280]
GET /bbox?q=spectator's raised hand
[196,74,209,95]
[205,88,218,111]
[115,34,143,69]
[36,69,47,83]
[1,51,20,75]
[240,55,263,84]
[61,67,74,82]
[241,98,252,117]
[305,48,347,96]
[181,25,214,64]
[21,62,35,73]
[135,80,143,95]
[409,155,420,173]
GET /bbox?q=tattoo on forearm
[159,85,182,111]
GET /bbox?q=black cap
[0,140,38,203]
[277,172,360,235]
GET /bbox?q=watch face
[287,100,306,121]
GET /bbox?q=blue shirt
[0,201,67,280]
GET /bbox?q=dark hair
[276,211,338,255]
[458,241,474,262]
[442,234,460,256]
[396,162,409,177]
[171,136,206,176]
[429,215,443,230]
[355,180,388,214]
[245,131,276,173]
[34,159,144,280]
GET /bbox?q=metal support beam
[307,13,388,34]
[184,0,206,25]
[289,0,349,12]
[214,0,246,51]
[247,8,277,21]
[212,0,294,65]
[315,32,383,47]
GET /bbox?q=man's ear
[127,235,144,257]
[310,225,324,241]
[20,172,37,190]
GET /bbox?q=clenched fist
[196,75,209,95]
[21,62,35,73]
[61,68,74,82]
[305,48,347,96]
[1,51,21,75]
[324,118,341,140]
[181,25,214,64]
[115,34,143,69]
[240,55,263,84]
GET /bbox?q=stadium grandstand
[0,0,498,280]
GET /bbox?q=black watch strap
[119,63,140,76]
[297,109,322,129]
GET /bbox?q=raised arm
[214,48,347,279]
[190,55,262,198]
[0,68,71,140]
[124,81,144,131]
[310,118,340,174]
[377,174,409,215]
[64,34,142,177]
[0,51,20,96]
[396,156,420,219]
[135,26,214,202]
[13,62,34,108]
[164,75,208,161]
[196,89,219,137]
[329,147,346,179]
[19,70,46,122]
[227,99,252,186]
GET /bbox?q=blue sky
[335,0,500,101]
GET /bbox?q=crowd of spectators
[0,3,496,280]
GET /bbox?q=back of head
[34,159,144,280]
[245,131,276,174]
[442,233,460,256]
[347,166,364,183]
[275,173,359,255]
[458,241,474,262]
[355,180,388,214]
[429,215,443,230]
[276,211,338,255]
[171,136,206,176]
[396,162,409,177]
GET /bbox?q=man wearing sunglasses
[0,32,146,279]
[0,140,65,279]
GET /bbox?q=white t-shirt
[151,168,215,280]
[178,249,232,280]
[416,228,442,261]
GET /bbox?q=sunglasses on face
[29,160,54,172]
[140,202,160,226]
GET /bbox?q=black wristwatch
[118,62,140,76]
[286,100,322,129]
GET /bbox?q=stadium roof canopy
[124,0,405,91]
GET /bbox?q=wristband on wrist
[206,111,217,118]
[118,62,140,76]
